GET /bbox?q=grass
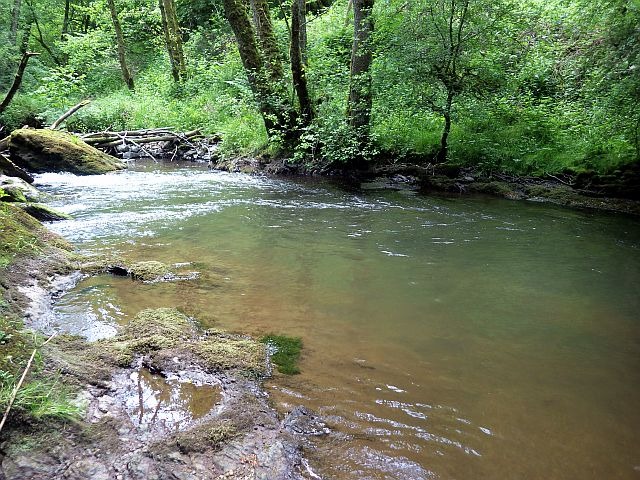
[261,334,303,375]
[0,374,82,421]
[0,317,82,424]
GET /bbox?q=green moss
[472,181,515,197]
[124,308,197,343]
[195,332,267,376]
[8,128,126,175]
[0,203,45,268]
[2,187,27,203]
[261,334,302,375]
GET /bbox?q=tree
[222,0,297,144]
[347,0,374,155]
[383,0,514,163]
[107,0,135,90]
[9,0,22,45]
[290,0,313,124]
[159,0,187,82]
[250,0,284,81]
[0,52,39,115]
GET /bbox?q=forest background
[0,0,638,175]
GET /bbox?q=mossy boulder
[8,128,126,175]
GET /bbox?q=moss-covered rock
[19,203,72,222]
[8,129,126,175]
[124,308,198,342]
[128,261,170,282]
[195,332,267,376]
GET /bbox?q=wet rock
[283,406,330,436]
[64,458,111,480]
[8,128,126,175]
[128,260,170,281]
[0,152,33,183]
[0,175,43,201]
[1,450,63,479]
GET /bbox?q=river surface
[36,161,640,480]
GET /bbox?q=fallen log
[81,129,202,148]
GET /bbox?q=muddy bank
[2,309,322,480]
[0,202,323,479]
[210,156,640,216]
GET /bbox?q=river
[37,161,640,480]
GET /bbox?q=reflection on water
[41,162,640,479]
[118,367,221,432]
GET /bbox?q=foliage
[261,334,302,375]
[0,0,637,174]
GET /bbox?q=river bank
[211,156,640,217]
[0,200,322,479]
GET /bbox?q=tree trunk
[436,91,454,164]
[290,0,313,124]
[249,0,284,81]
[61,0,70,39]
[159,0,186,82]
[9,0,22,44]
[0,52,39,115]
[222,0,295,140]
[107,0,134,90]
[347,0,374,149]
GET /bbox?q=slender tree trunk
[0,52,39,115]
[437,91,454,164]
[347,0,374,149]
[107,0,134,90]
[61,0,70,39]
[249,0,284,81]
[290,0,313,124]
[10,0,22,44]
[222,0,296,142]
[159,0,186,82]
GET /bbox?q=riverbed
[37,161,640,480]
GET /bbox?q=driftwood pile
[80,128,220,162]
[1,100,221,164]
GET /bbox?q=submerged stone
[8,128,126,175]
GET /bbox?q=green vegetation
[0,0,638,175]
[0,201,80,428]
[261,334,302,375]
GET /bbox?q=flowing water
[37,161,640,480]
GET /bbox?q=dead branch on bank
[49,100,91,130]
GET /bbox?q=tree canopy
[0,0,638,174]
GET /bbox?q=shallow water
[38,161,640,479]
